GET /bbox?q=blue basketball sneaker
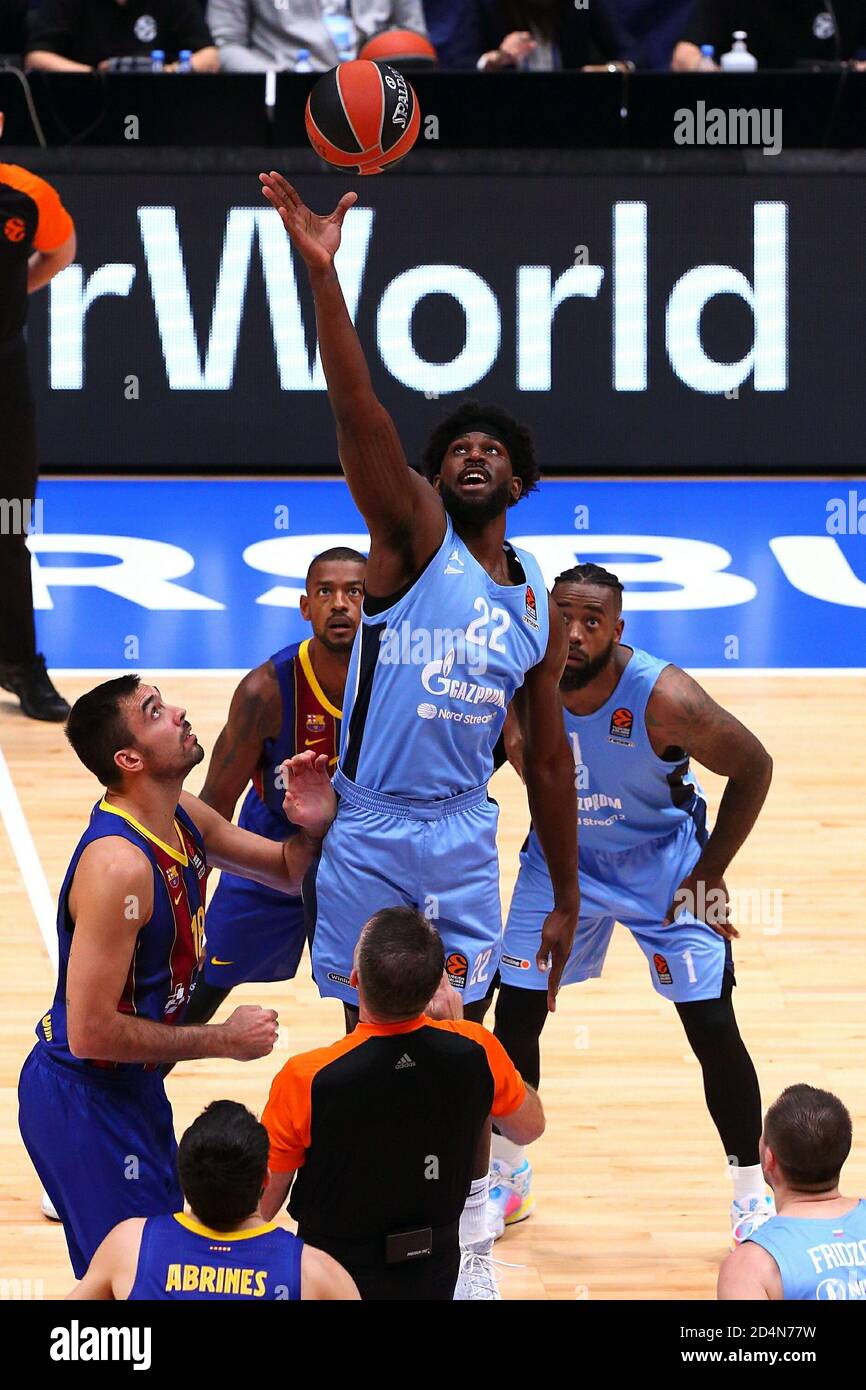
[487,1158,534,1240]
[731,1193,775,1246]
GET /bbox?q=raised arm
[182,750,336,895]
[66,841,277,1065]
[259,173,444,592]
[199,663,281,821]
[511,596,579,1009]
[646,666,773,933]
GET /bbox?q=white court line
[0,745,57,969]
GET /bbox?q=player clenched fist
[220,1005,280,1060]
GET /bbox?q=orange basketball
[305,60,421,176]
[358,29,438,70]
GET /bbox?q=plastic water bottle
[294,48,314,74]
[177,50,192,73]
[150,49,165,72]
[720,31,757,71]
[698,44,715,71]
[323,4,356,63]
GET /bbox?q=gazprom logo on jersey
[379,621,489,676]
[418,647,505,720]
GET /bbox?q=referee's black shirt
[263,1016,526,1294]
[0,163,73,344]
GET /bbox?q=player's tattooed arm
[199,662,282,821]
[65,841,277,1063]
[259,172,444,592]
[648,666,773,931]
[512,597,579,1010]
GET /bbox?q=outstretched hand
[260,171,357,271]
[281,750,336,838]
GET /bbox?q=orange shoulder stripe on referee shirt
[261,1016,526,1175]
[0,163,74,251]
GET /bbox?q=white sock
[459,1176,490,1248]
[730,1162,766,1203]
[491,1133,525,1175]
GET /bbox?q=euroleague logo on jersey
[523,584,539,629]
[609,707,634,744]
[3,217,26,243]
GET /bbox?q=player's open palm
[222,1005,279,1060]
[260,171,357,270]
[281,751,336,835]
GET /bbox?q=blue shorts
[204,872,307,987]
[501,821,733,1003]
[18,1044,182,1278]
[309,770,502,1005]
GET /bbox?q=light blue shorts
[500,820,733,1003]
[308,770,502,1005]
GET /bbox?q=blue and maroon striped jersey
[35,799,207,1073]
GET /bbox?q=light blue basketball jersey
[339,516,549,799]
[747,1201,866,1300]
[523,646,707,872]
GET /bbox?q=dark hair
[177,1101,270,1231]
[356,907,445,1020]
[764,1085,853,1190]
[419,399,540,505]
[65,674,141,787]
[554,562,624,614]
[305,546,368,590]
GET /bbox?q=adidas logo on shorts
[394,1053,416,1070]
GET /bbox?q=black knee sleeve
[493,984,549,1090]
[675,972,762,1167]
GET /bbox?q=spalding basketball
[305,60,421,176]
[358,29,438,70]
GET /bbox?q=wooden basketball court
[2,673,864,1300]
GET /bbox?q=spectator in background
[207,0,428,73]
[432,0,635,72]
[672,0,866,70]
[0,0,29,57]
[25,0,220,72]
[616,0,693,70]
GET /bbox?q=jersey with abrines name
[747,1200,866,1300]
[128,1212,303,1300]
[524,646,707,872]
[240,638,341,843]
[339,517,549,798]
[35,799,207,1073]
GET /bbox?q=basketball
[304,60,421,176]
[358,28,438,70]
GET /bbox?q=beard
[438,476,513,530]
[560,640,616,690]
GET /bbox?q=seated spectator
[672,0,866,70]
[207,0,428,73]
[26,0,220,73]
[718,1085,866,1300]
[68,1101,360,1300]
[430,0,636,71]
[616,0,694,71]
[0,0,29,57]
[260,907,545,1300]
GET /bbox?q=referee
[0,112,75,720]
[261,907,545,1300]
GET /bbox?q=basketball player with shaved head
[184,546,366,1025]
[489,564,773,1246]
[260,172,578,1297]
[18,676,336,1280]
